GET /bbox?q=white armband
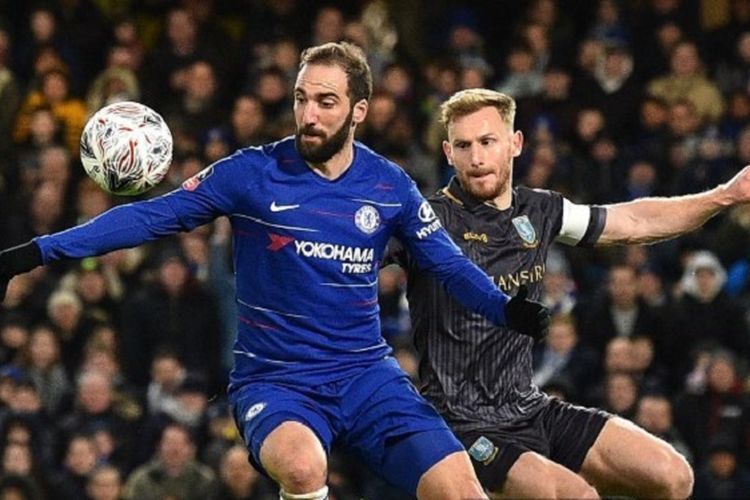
[556,199,591,246]
[556,199,607,247]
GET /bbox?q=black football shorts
[456,398,611,492]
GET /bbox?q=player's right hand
[0,241,43,304]
[505,285,550,342]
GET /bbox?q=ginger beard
[295,106,354,164]
[456,155,511,201]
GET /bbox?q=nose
[300,101,319,126]
[470,142,484,167]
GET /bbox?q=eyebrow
[452,132,497,145]
[294,88,341,100]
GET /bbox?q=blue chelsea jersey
[35,138,510,387]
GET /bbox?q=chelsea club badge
[355,205,380,234]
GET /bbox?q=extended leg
[579,417,693,498]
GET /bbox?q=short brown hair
[299,41,373,104]
[439,89,516,131]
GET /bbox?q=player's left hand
[505,285,550,342]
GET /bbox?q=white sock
[279,485,329,500]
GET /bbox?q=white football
[80,101,173,195]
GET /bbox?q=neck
[490,189,512,210]
[307,137,355,180]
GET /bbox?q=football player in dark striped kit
[389,88,750,498]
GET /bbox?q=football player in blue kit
[0,43,549,499]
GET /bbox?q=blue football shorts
[229,357,464,494]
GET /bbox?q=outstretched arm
[1,155,246,301]
[598,165,750,245]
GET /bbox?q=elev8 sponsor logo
[294,240,374,274]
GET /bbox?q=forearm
[436,256,510,326]
[599,186,734,245]
[410,237,510,325]
[35,197,185,264]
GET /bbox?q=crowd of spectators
[1,0,750,498]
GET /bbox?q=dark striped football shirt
[390,178,575,432]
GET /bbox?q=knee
[260,422,328,493]
[667,454,694,499]
[276,454,328,493]
[651,450,693,499]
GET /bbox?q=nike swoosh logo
[270,201,300,212]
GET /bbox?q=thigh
[499,451,598,499]
[341,358,463,495]
[456,427,597,499]
[230,383,334,475]
[542,398,611,472]
[579,416,691,497]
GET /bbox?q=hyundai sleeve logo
[418,201,437,222]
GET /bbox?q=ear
[512,130,524,157]
[442,140,453,165]
[352,99,368,126]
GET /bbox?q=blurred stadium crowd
[1,0,750,498]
